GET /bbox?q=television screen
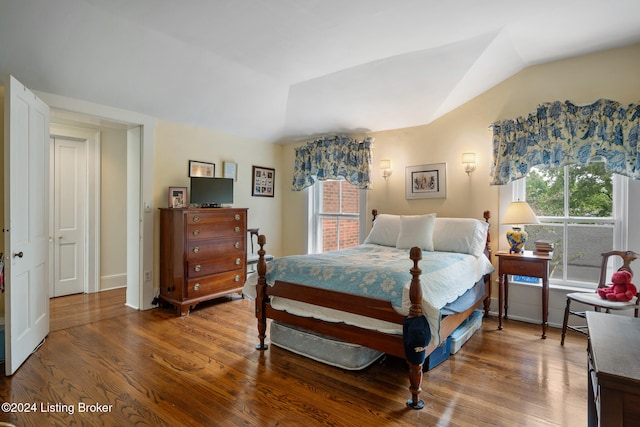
[190,177,234,207]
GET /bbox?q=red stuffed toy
[597,270,637,302]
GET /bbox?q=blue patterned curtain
[292,136,374,191]
[490,99,640,185]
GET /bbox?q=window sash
[506,168,628,290]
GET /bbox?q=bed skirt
[270,321,384,370]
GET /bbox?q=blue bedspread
[265,244,470,308]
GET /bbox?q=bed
[243,210,493,409]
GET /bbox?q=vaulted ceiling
[2,0,640,142]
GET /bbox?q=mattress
[270,320,384,370]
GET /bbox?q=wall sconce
[380,160,392,180]
[462,153,476,175]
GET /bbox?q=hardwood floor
[1,290,588,426]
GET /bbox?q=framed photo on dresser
[168,186,188,208]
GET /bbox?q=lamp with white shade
[502,201,540,253]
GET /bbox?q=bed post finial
[255,234,269,350]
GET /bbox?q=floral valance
[490,99,640,185]
[292,136,374,191]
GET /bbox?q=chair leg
[561,298,571,346]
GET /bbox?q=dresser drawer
[500,258,545,277]
[187,221,245,241]
[185,270,244,298]
[186,210,245,226]
[187,254,245,278]
[187,238,245,260]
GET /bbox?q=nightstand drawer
[500,258,545,277]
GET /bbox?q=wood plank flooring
[1,289,588,426]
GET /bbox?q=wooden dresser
[159,207,247,315]
[586,311,640,427]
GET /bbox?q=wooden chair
[560,250,639,345]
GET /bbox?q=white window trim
[499,169,629,289]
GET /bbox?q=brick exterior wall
[321,180,360,252]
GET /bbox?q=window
[513,161,628,289]
[309,179,366,253]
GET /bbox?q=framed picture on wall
[252,166,275,197]
[168,186,188,208]
[189,160,215,178]
[405,163,447,199]
[223,161,238,181]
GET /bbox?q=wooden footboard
[254,211,492,409]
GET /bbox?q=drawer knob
[193,246,200,253]
[193,216,200,223]
[235,258,241,265]
[193,283,200,291]
[234,226,240,233]
[193,229,200,236]
[234,275,241,282]
[194,264,201,272]
[234,242,240,249]
[235,214,240,221]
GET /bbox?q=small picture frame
[169,186,188,208]
[405,163,447,199]
[223,161,238,181]
[189,160,215,178]
[252,166,275,197]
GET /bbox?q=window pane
[338,218,360,249]
[525,224,564,281]
[321,181,340,213]
[567,224,613,282]
[341,180,359,214]
[322,217,338,252]
[568,162,613,217]
[526,167,564,217]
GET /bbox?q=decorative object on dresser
[252,166,275,197]
[168,187,188,208]
[159,208,247,315]
[586,311,640,427]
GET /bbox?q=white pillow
[432,218,489,257]
[395,214,436,251]
[364,214,401,247]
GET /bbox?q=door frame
[49,126,99,296]
[38,92,156,310]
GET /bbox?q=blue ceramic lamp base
[506,227,527,253]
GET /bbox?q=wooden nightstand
[496,250,553,338]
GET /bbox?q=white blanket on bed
[243,244,494,346]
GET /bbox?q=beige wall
[152,120,283,289]
[100,127,128,289]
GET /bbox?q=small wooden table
[496,250,553,338]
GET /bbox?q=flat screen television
[190,177,234,207]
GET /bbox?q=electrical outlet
[144,271,152,282]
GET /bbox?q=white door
[3,75,50,375]
[52,137,86,297]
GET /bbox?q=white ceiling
[2,0,640,143]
